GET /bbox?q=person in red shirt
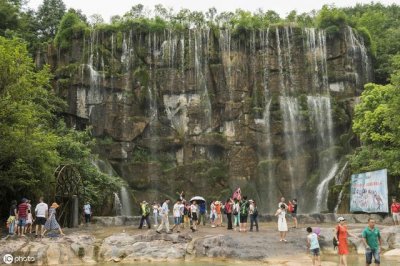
[390,198,400,226]
[17,198,29,237]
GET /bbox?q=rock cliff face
[50,25,372,213]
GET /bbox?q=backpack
[288,203,294,213]
[253,206,258,217]
[240,201,249,216]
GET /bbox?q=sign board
[350,169,388,213]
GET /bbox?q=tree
[0,0,20,35]
[350,55,400,197]
[54,11,88,49]
[36,0,66,39]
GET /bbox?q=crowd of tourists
[5,192,400,266]
[6,197,92,238]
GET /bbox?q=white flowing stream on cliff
[80,25,371,214]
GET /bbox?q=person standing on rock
[233,198,240,231]
[225,198,234,230]
[171,199,182,233]
[152,202,159,226]
[16,198,29,237]
[156,199,171,234]
[83,201,92,225]
[7,200,18,236]
[289,199,298,229]
[138,201,151,229]
[239,196,249,232]
[390,198,400,226]
[334,216,358,266]
[362,218,382,266]
[249,200,259,232]
[198,201,206,226]
[42,202,65,237]
[275,204,288,242]
[306,227,321,266]
[190,201,198,232]
[34,197,48,238]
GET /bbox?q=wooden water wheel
[53,165,85,228]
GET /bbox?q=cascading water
[113,192,122,216]
[120,186,133,216]
[315,163,339,212]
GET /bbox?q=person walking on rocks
[225,198,234,230]
[42,202,65,237]
[138,201,151,229]
[156,199,171,234]
[275,204,288,241]
[390,198,400,226]
[152,202,159,226]
[334,216,358,266]
[306,227,321,266]
[249,200,259,232]
[34,197,48,238]
[239,196,249,232]
[362,218,382,266]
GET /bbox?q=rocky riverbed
[1,215,400,265]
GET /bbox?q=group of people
[307,217,383,266]
[6,197,93,238]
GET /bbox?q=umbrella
[190,196,206,203]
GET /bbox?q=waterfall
[120,186,133,216]
[344,26,372,85]
[113,192,122,216]
[304,28,329,93]
[334,161,349,213]
[315,163,339,212]
[194,28,212,132]
[280,96,301,196]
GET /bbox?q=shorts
[393,212,400,222]
[365,248,380,264]
[36,217,46,225]
[192,213,198,221]
[291,213,297,218]
[174,217,181,225]
[310,248,320,256]
[240,215,248,223]
[18,218,26,227]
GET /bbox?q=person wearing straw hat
[42,202,65,237]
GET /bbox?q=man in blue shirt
[198,201,206,226]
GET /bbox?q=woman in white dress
[275,204,288,242]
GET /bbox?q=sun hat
[337,216,345,222]
[51,202,59,209]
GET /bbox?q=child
[306,227,321,266]
[25,209,33,234]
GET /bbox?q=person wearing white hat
[334,216,358,266]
